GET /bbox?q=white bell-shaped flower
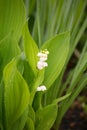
[37,61,48,70]
[37,49,49,70]
[37,85,47,91]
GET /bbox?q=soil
[59,99,87,130]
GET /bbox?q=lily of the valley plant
[25,1,87,130]
[0,0,70,130]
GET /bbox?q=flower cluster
[37,49,49,70]
[37,85,47,91]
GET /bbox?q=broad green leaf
[0,81,4,127]
[3,59,30,130]
[24,117,34,130]
[0,34,20,81]
[0,0,26,41]
[23,23,39,76]
[28,106,35,123]
[12,107,28,130]
[35,104,58,130]
[42,31,70,88]
[16,56,24,75]
[23,60,35,90]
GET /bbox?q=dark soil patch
[59,100,87,130]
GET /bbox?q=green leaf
[3,59,30,130]
[23,23,39,76]
[28,106,35,123]
[16,56,24,75]
[0,80,4,127]
[0,0,26,41]
[35,104,58,130]
[42,31,70,88]
[0,34,20,81]
[12,107,28,130]
[23,60,35,90]
[24,117,34,130]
